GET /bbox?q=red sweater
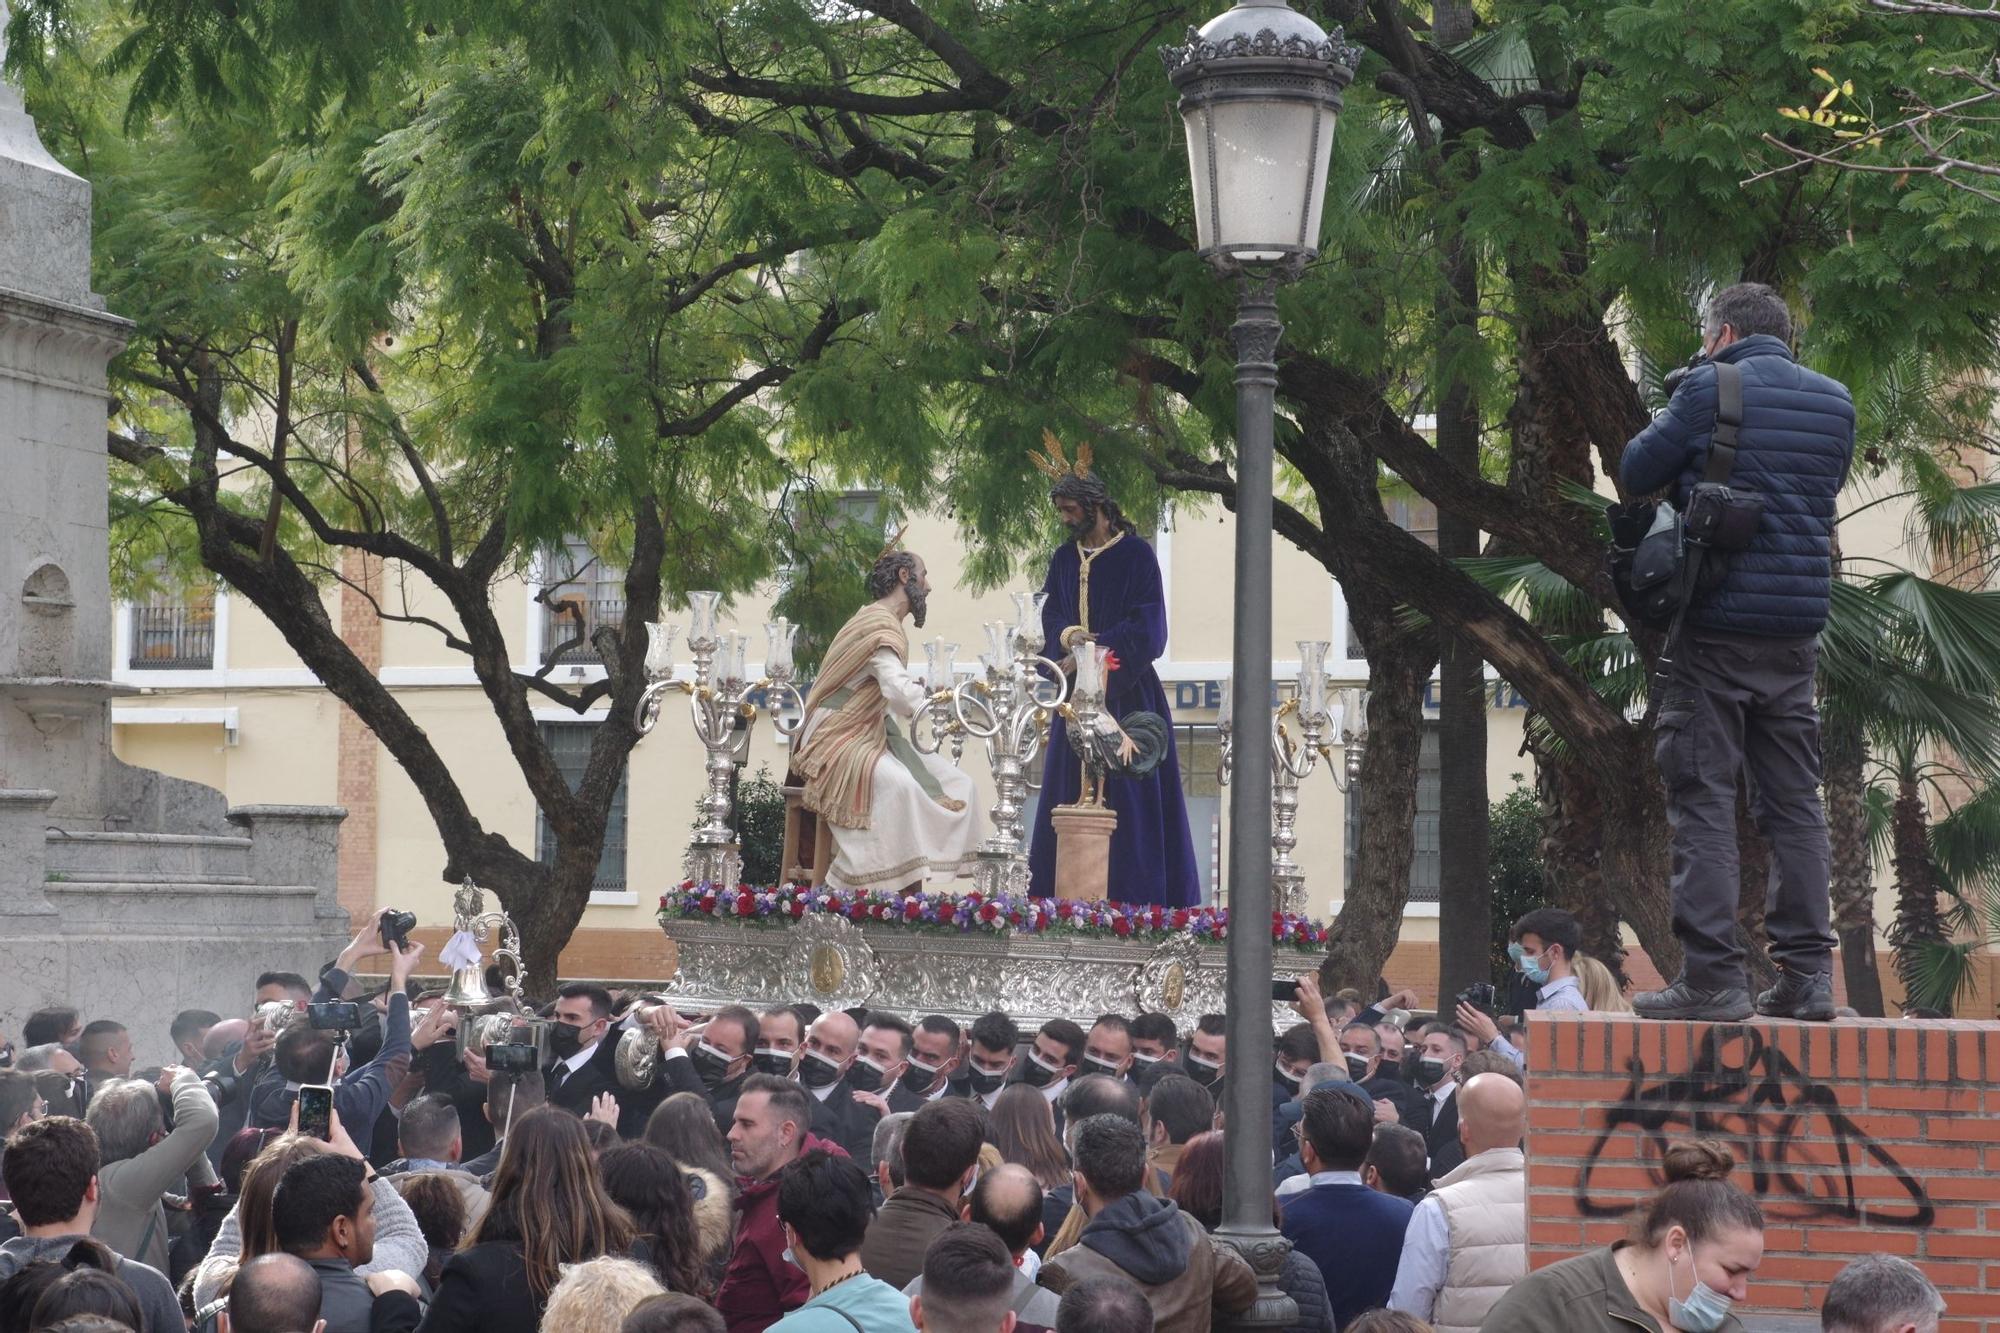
[716,1134,847,1333]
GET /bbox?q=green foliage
[1487,783,1549,987]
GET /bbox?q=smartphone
[307,1001,364,1030]
[485,1042,539,1074]
[1272,978,1303,1003]
[296,1084,334,1141]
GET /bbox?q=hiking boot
[1756,966,1836,1021]
[1633,975,1753,1022]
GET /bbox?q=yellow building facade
[109,486,1923,997]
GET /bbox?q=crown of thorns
[1030,430,1095,481]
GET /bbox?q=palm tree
[1820,569,2000,1013]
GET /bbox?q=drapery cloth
[795,604,977,888]
[1028,535,1202,906]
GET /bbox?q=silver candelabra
[932,591,1070,894]
[634,592,805,885]
[1218,640,1366,914]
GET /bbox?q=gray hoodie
[0,1233,183,1333]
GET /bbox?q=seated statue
[791,547,980,891]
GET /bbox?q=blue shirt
[770,1273,917,1333]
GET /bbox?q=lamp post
[1161,4,1355,1325]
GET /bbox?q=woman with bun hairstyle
[1477,1141,1763,1333]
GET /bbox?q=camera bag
[1608,360,1763,637]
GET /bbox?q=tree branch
[350,357,454,563]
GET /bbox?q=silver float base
[657,913,1302,1031]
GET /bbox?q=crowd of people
[0,906,1952,1333]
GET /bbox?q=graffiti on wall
[1576,1027,1934,1227]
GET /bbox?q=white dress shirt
[1387,1194,1449,1318]
[1276,1167,1363,1202]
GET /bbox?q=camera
[379,909,418,953]
[485,1042,539,1074]
[307,1001,364,1031]
[1454,982,1500,1018]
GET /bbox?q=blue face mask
[1667,1242,1733,1333]
[1506,942,1524,967]
[1518,951,1551,986]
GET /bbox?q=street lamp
[1161,4,1356,1326]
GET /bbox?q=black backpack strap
[1650,360,1745,709]
[1704,361,1742,482]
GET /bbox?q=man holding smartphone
[250,935,427,1144]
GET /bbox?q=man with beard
[791,545,980,893]
[1027,435,1200,906]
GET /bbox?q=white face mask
[1666,1239,1733,1333]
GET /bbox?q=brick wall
[1526,1012,2000,1332]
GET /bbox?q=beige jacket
[1429,1147,1526,1333]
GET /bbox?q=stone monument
[0,18,350,1062]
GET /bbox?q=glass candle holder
[644,622,679,679]
[1297,640,1330,722]
[687,591,721,646]
[765,618,797,678]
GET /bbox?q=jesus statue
[1027,436,1202,907]
[791,547,981,891]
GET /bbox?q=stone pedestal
[0,52,351,1064]
[1051,803,1117,901]
[0,788,58,919]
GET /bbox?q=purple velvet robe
[1028,534,1203,906]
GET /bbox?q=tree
[7,0,903,988]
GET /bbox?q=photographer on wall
[1618,282,1853,1024]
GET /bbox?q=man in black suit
[544,982,619,1116]
[1407,1023,1467,1181]
[1337,1022,1424,1127]
[888,1015,962,1114]
[797,1010,885,1161]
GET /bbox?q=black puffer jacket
[1620,334,1854,638]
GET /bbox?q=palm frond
[1455,554,1602,626]
[1899,937,1981,1015]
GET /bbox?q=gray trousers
[1652,628,1837,988]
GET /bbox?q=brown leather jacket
[1037,1193,1257,1333]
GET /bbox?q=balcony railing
[129,600,215,670]
[541,595,627,665]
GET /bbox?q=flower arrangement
[657,881,1331,952]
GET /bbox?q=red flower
[979,903,1000,923]
[699,893,717,915]
[789,899,806,918]
[967,892,984,908]
[1009,910,1023,925]
[1056,901,1075,920]
[1112,917,1132,936]
[875,902,891,921]
[904,898,923,921]
[735,894,755,917]
[1171,908,1190,929]
[1149,905,1165,928]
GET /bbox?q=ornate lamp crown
[1031,429,1095,481]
